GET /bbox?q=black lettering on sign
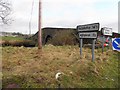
[79,26,91,30]
[92,26,95,29]
[93,33,96,37]
[92,25,98,29]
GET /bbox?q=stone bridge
[29,27,120,45]
[30,27,77,45]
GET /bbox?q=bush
[22,40,36,47]
[1,40,36,47]
[2,41,10,46]
[10,41,23,47]
[49,30,78,46]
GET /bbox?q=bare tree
[0,0,12,24]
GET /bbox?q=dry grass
[1,45,119,88]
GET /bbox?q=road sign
[77,23,99,32]
[79,32,97,39]
[112,38,120,52]
[102,27,112,36]
[77,23,100,61]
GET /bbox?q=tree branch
[0,0,12,24]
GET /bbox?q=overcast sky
[0,0,119,34]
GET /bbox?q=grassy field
[1,45,119,88]
[1,36,25,41]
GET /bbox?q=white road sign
[77,23,99,32]
[102,27,112,36]
[79,32,97,39]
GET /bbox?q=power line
[29,0,34,35]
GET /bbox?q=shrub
[49,30,78,46]
[1,40,36,47]
[22,40,36,47]
[10,41,23,47]
[2,41,10,46]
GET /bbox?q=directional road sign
[77,23,99,32]
[112,38,120,52]
[79,32,97,39]
[102,27,112,36]
[77,23,100,61]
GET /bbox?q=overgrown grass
[2,45,119,88]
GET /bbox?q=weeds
[2,45,119,88]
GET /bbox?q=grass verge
[2,45,119,88]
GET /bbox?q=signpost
[80,39,83,56]
[101,27,112,53]
[112,38,120,52]
[92,39,96,61]
[102,27,112,36]
[77,23,99,32]
[79,32,97,39]
[77,23,100,61]
[102,35,104,53]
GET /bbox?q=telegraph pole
[38,0,42,49]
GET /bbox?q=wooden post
[38,0,42,49]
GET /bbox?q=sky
[0,0,119,34]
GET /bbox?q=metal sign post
[80,39,83,56]
[102,35,104,53]
[108,38,110,49]
[101,27,112,53]
[92,39,95,61]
